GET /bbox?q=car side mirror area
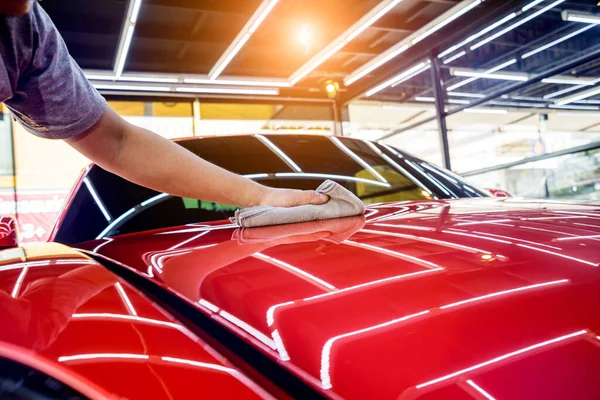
[0,216,18,249]
[486,188,512,198]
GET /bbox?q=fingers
[306,190,329,205]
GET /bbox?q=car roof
[81,198,600,400]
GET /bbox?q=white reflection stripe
[72,313,182,329]
[219,310,276,350]
[59,353,149,362]
[440,279,569,309]
[415,330,587,389]
[422,163,459,184]
[521,216,586,221]
[255,135,302,172]
[83,177,112,222]
[115,282,137,316]
[556,234,600,241]
[0,259,95,272]
[271,329,291,361]
[330,137,388,183]
[472,231,562,250]
[275,172,390,188]
[141,193,170,207]
[379,153,433,194]
[373,223,434,231]
[161,356,234,373]
[466,380,497,400]
[304,269,443,302]
[344,240,441,269]
[254,252,337,290]
[11,267,28,298]
[444,230,513,244]
[516,244,599,267]
[456,219,512,226]
[267,301,294,326]
[366,228,491,254]
[243,173,269,179]
[553,211,600,219]
[168,230,211,251]
[405,159,452,196]
[198,298,220,313]
[93,238,113,253]
[96,207,135,239]
[320,310,430,389]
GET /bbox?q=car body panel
[78,198,600,400]
[0,243,271,399]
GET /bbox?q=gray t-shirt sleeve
[3,3,106,139]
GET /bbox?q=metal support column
[430,55,451,170]
[333,101,342,136]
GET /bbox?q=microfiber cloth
[230,180,365,228]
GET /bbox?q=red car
[1,135,599,400]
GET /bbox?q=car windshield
[54,135,486,245]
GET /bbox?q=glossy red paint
[0,216,18,248]
[79,198,600,400]
[0,243,271,399]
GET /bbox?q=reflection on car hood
[81,198,600,400]
[0,243,270,399]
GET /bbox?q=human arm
[66,106,328,208]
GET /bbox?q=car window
[0,357,87,400]
[54,135,486,245]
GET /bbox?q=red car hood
[80,198,600,400]
[0,243,270,399]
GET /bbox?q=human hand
[259,187,329,208]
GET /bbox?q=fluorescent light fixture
[390,64,431,87]
[255,135,302,172]
[366,62,428,97]
[447,59,518,91]
[290,0,404,86]
[438,13,517,58]
[412,0,482,44]
[452,69,528,82]
[184,77,289,87]
[521,0,544,12]
[555,85,600,106]
[464,108,508,114]
[415,96,470,105]
[561,10,600,24]
[556,111,600,117]
[120,76,179,83]
[549,104,600,110]
[93,83,171,92]
[470,0,567,51]
[85,74,116,81]
[522,24,596,59]
[209,0,279,80]
[175,87,279,95]
[448,92,485,98]
[541,77,597,85]
[115,25,135,77]
[130,0,143,23]
[345,45,409,86]
[543,84,587,99]
[443,51,467,64]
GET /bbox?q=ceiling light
[85,74,116,81]
[412,0,482,44]
[522,24,596,59]
[555,85,600,106]
[365,62,429,97]
[541,77,597,85]
[290,0,404,86]
[464,108,508,114]
[447,92,485,98]
[549,104,600,110]
[414,96,469,105]
[120,76,179,83]
[447,58,517,91]
[390,64,431,87]
[184,77,289,87]
[451,68,528,82]
[448,99,471,104]
[438,13,517,58]
[415,97,435,102]
[521,0,544,12]
[561,10,600,24]
[115,25,135,77]
[209,0,280,80]
[543,84,587,99]
[556,111,600,116]
[470,0,567,51]
[93,83,171,92]
[443,51,467,65]
[175,87,279,95]
[130,0,143,23]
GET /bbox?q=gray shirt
[0,3,106,139]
